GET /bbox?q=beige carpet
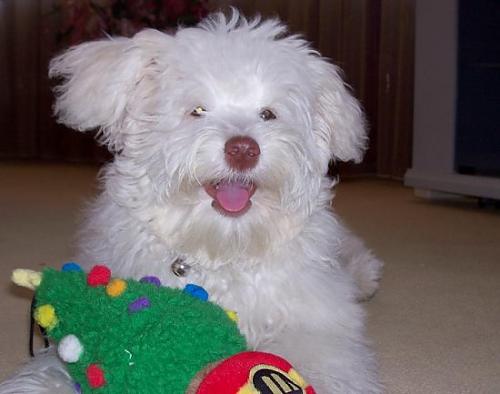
[0,163,499,393]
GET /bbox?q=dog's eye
[259,108,276,121]
[190,106,206,117]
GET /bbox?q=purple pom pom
[128,297,151,313]
[139,276,162,287]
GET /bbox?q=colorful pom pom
[86,364,106,388]
[183,283,209,301]
[34,304,58,330]
[61,262,82,272]
[11,269,41,290]
[58,334,83,363]
[225,309,239,323]
[87,265,111,287]
[140,276,162,287]
[128,296,151,313]
[106,278,127,297]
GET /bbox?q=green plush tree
[12,264,246,393]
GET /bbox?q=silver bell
[171,258,190,277]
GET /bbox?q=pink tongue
[215,182,251,212]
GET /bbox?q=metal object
[171,258,191,277]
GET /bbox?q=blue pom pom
[183,284,208,301]
[62,262,83,272]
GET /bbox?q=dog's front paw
[339,233,383,302]
[349,252,383,302]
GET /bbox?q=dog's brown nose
[224,136,260,171]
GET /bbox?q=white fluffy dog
[1,11,383,394]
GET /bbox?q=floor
[0,163,499,393]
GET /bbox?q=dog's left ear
[309,57,368,165]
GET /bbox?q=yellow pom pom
[106,278,127,297]
[34,304,58,330]
[11,269,42,290]
[225,309,239,323]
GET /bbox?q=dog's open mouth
[204,180,256,217]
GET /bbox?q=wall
[0,0,414,177]
[405,0,500,199]
[0,0,112,163]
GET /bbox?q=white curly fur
[1,11,383,393]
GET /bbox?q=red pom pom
[87,265,111,287]
[86,364,106,388]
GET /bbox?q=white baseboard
[404,168,500,200]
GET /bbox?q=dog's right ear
[49,29,170,151]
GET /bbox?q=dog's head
[50,11,366,264]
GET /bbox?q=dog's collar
[170,257,191,277]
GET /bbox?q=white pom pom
[58,334,83,363]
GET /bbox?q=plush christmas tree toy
[12,264,316,394]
